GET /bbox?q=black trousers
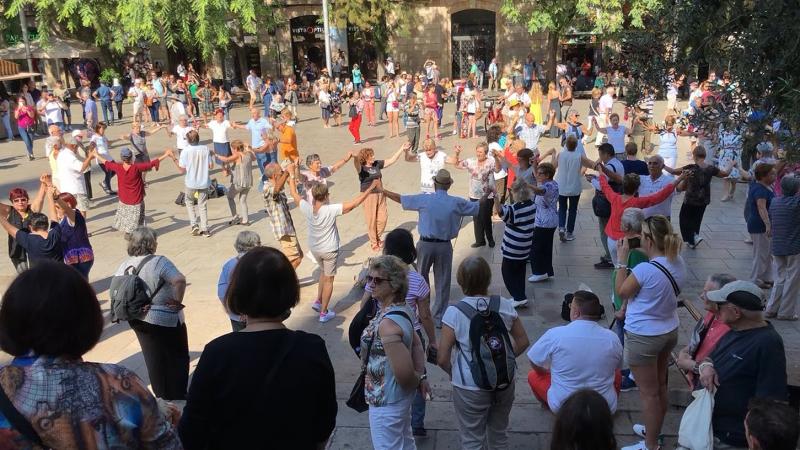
[129,320,189,400]
[501,257,528,301]
[530,227,556,276]
[679,203,706,245]
[470,197,494,245]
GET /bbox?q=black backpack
[454,296,516,391]
[109,255,164,322]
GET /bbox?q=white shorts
[368,396,415,450]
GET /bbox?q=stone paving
[1,97,798,449]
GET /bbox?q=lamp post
[18,9,34,81]
[322,0,332,74]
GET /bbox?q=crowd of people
[0,52,799,450]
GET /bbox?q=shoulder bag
[0,385,48,448]
[649,260,681,296]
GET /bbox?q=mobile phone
[627,237,641,249]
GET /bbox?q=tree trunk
[548,31,559,82]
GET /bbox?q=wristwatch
[418,373,428,384]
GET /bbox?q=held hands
[454,144,463,155]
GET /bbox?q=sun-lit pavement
[1,97,797,449]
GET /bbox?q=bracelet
[698,361,714,373]
[614,263,627,270]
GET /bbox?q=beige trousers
[750,232,773,283]
[767,253,800,318]
[363,192,387,247]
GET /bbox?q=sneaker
[528,273,550,283]
[200,230,212,238]
[621,376,638,392]
[191,226,200,236]
[559,230,566,242]
[744,236,753,244]
[594,258,614,269]
[319,310,336,323]
[470,242,486,248]
[633,424,646,438]
[412,427,427,437]
[564,232,576,241]
[311,300,322,312]
[694,235,704,246]
[28,155,35,161]
[511,299,529,308]
[620,440,649,450]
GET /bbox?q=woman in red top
[423,84,439,140]
[593,168,687,265]
[13,96,36,160]
[93,146,174,238]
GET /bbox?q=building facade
[214,0,551,83]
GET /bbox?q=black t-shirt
[434,84,445,105]
[359,160,384,192]
[178,329,337,450]
[14,222,62,265]
[709,324,787,447]
[621,159,649,176]
[683,163,720,206]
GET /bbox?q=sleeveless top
[361,304,415,406]
[554,149,584,196]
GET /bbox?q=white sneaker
[694,234,704,246]
[319,310,336,323]
[620,441,649,450]
[528,273,550,283]
[633,424,646,438]
[564,232,576,241]
[511,299,529,308]
[311,300,322,312]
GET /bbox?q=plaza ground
[0,97,797,449]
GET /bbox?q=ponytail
[662,232,682,261]
[643,215,682,260]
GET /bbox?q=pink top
[16,106,35,128]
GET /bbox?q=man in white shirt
[515,113,549,151]
[177,130,213,237]
[40,92,66,130]
[385,57,395,77]
[505,84,531,109]
[242,108,274,181]
[246,70,262,108]
[405,139,446,193]
[527,290,623,413]
[128,79,145,123]
[56,135,95,214]
[596,86,616,146]
[639,155,675,219]
[168,114,194,154]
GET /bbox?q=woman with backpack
[113,227,189,401]
[360,255,428,449]
[437,256,529,450]
[614,215,687,450]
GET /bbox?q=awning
[0,36,102,60]
[0,72,41,81]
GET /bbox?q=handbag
[175,191,186,206]
[0,385,48,448]
[347,335,373,413]
[677,389,715,450]
[348,104,358,118]
[348,297,378,356]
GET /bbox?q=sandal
[777,315,799,321]
[228,217,241,226]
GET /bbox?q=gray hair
[127,227,158,256]
[234,231,262,253]
[510,178,531,202]
[306,153,321,167]
[621,208,645,233]
[264,162,282,179]
[780,174,800,196]
[369,255,409,304]
[708,273,737,290]
[648,154,665,165]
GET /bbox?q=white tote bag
[677,388,715,450]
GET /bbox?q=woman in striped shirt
[497,179,537,308]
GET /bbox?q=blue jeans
[557,194,580,233]
[255,151,279,190]
[101,100,114,124]
[149,101,160,122]
[18,126,33,156]
[71,260,94,279]
[99,163,117,190]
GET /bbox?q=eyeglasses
[366,275,390,285]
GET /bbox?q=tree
[329,0,411,60]
[3,0,279,58]
[499,0,662,80]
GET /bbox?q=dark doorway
[347,26,379,81]
[290,15,325,82]
[451,9,496,79]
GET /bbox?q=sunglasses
[366,275,390,285]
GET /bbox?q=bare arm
[417,294,437,348]
[383,187,401,204]
[382,144,409,169]
[379,320,421,390]
[330,151,354,172]
[342,180,378,214]
[51,186,76,223]
[30,174,50,213]
[437,325,456,377]
[509,317,530,357]
[0,214,20,237]
[287,175,303,206]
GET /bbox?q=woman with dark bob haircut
[0,261,181,448]
[179,246,337,449]
[550,389,617,450]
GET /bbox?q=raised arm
[447,145,463,166]
[0,213,20,237]
[50,186,76,224]
[383,143,409,169]
[30,174,51,213]
[342,179,379,214]
[330,151,354,172]
[286,174,303,206]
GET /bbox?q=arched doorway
[289,15,325,81]
[451,9,495,80]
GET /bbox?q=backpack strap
[0,385,45,447]
[649,260,681,296]
[134,255,166,300]
[488,295,501,313]
[454,301,478,321]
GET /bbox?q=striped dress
[500,200,537,259]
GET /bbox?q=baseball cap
[120,147,133,159]
[508,99,520,108]
[706,280,764,311]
